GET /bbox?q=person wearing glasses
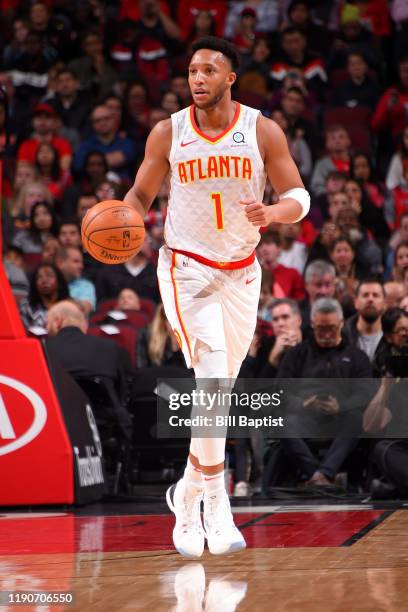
[276,297,372,488]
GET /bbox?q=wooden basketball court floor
[1,499,408,611]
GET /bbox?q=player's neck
[194,97,236,133]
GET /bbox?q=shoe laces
[204,492,234,536]
[179,492,203,535]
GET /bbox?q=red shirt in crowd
[270,263,306,301]
[17,137,72,167]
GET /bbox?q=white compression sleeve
[279,187,310,222]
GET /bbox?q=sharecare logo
[0,375,47,456]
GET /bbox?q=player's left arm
[242,115,310,226]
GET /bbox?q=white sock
[203,470,225,496]
[183,458,203,490]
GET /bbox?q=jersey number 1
[210,192,224,231]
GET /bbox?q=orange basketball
[81,200,145,265]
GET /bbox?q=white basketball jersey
[165,103,266,262]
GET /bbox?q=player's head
[189,36,239,110]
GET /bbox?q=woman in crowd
[386,125,408,190]
[344,178,390,242]
[19,263,69,331]
[35,142,72,201]
[350,151,386,209]
[5,180,53,241]
[391,241,408,282]
[136,303,185,368]
[12,201,59,256]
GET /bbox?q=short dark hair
[382,307,408,336]
[329,236,355,253]
[191,36,240,71]
[356,278,385,296]
[284,86,305,99]
[270,298,301,317]
[281,26,306,39]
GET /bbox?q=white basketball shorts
[157,244,261,377]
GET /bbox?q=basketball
[81,200,145,265]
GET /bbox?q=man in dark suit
[46,300,132,439]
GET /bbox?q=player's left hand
[241,200,273,226]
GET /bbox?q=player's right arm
[124,119,172,218]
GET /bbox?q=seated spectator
[116,288,142,312]
[46,300,132,438]
[62,151,108,217]
[277,222,307,274]
[94,178,124,203]
[329,52,379,111]
[364,307,408,499]
[270,110,312,183]
[5,180,53,241]
[284,0,331,55]
[19,262,69,332]
[2,18,30,67]
[17,103,72,171]
[57,219,81,248]
[387,158,408,231]
[169,74,192,107]
[96,241,160,303]
[344,178,389,242]
[350,152,386,210]
[12,201,58,256]
[384,281,405,309]
[3,257,29,305]
[329,235,360,282]
[133,0,181,84]
[278,297,372,487]
[68,30,118,99]
[257,269,282,321]
[314,170,348,227]
[270,27,327,100]
[336,207,383,277]
[306,221,341,266]
[311,125,351,197]
[178,0,226,40]
[76,193,98,222]
[238,38,272,98]
[136,303,185,368]
[3,163,38,238]
[327,8,383,75]
[385,125,408,190]
[372,56,408,142]
[160,91,182,115]
[278,85,320,158]
[259,298,303,378]
[55,246,96,315]
[344,279,386,362]
[35,142,71,201]
[73,105,135,180]
[48,68,92,135]
[257,231,306,301]
[391,241,408,282]
[224,0,280,39]
[5,30,57,103]
[122,81,151,149]
[301,259,336,329]
[231,7,259,55]
[41,236,59,264]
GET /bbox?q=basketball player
[124,36,310,559]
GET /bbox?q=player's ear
[227,71,237,88]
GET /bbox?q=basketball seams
[82,202,135,237]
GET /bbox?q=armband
[279,187,310,222]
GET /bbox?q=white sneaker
[203,489,246,555]
[233,481,249,497]
[166,480,205,560]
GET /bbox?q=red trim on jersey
[170,248,255,270]
[170,252,193,362]
[189,102,241,143]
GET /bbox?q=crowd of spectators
[2,0,408,499]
